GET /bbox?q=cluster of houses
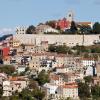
[0,11,99,99]
[0,32,100,99]
[0,73,28,97]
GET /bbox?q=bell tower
[67,10,74,22]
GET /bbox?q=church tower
[67,11,74,22]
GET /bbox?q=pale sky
[0,0,100,35]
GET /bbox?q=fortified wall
[13,34,100,46]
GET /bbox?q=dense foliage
[78,82,91,99]
[36,70,50,85]
[91,85,100,99]
[49,44,100,58]
[48,44,71,54]
[93,22,100,34]
[26,25,36,34]
[0,65,15,75]
[70,21,77,34]
[45,21,55,28]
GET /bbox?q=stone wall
[13,34,100,46]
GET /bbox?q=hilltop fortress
[13,34,100,47]
[13,11,99,47]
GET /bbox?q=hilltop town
[0,11,100,100]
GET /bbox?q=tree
[0,56,3,64]
[28,80,38,90]
[84,76,92,84]
[70,21,77,34]
[83,53,90,58]
[56,45,69,54]
[48,44,70,54]
[48,44,56,52]
[72,45,89,55]
[25,67,29,72]
[78,82,91,98]
[93,22,100,34]
[91,85,100,98]
[66,97,72,100]
[45,21,55,28]
[20,44,25,50]
[0,86,3,98]
[56,26,61,30]
[78,25,92,34]
[0,65,15,75]
[26,25,36,34]
[19,88,33,100]
[37,70,49,85]
[33,88,45,100]
[9,95,19,100]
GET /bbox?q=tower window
[69,14,71,17]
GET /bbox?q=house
[0,73,7,85]
[12,40,20,47]
[23,44,34,52]
[36,24,50,34]
[56,67,69,74]
[44,27,59,33]
[57,83,79,99]
[41,41,48,51]
[55,18,71,30]
[96,61,100,77]
[44,83,58,96]
[50,74,65,86]
[3,56,11,65]
[3,81,12,96]
[55,54,67,67]
[29,54,41,71]
[81,58,97,76]
[16,26,27,34]
[39,59,53,72]
[92,77,100,85]
[0,47,10,57]
[62,73,83,83]
[77,22,93,28]
[34,45,46,53]
[29,53,53,72]
[85,66,96,76]
[44,82,79,100]
[81,58,96,67]
[9,76,29,93]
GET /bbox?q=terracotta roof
[62,85,78,89]
[50,75,60,80]
[61,82,78,89]
[77,22,91,26]
[9,76,26,81]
